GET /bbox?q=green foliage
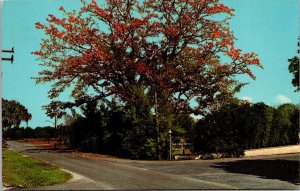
[24,127,34,139]
[34,126,55,139]
[3,149,72,188]
[62,85,196,159]
[172,114,195,142]
[122,125,157,159]
[67,102,105,152]
[43,101,66,119]
[65,101,157,159]
[102,108,130,156]
[290,107,300,144]
[2,99,32,148]
[246,103,274,149]
[270,104,299,146]
[194,103,251,157]
[288,40,299,92]
[111,85,158,159]
[6,126,55,140]
[193,102,299,157]
[2,99,32,129]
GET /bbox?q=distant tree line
[4,98,299,159]
[193,102,299,157]
[6,126,55,141]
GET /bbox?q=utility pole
[0,4,2,188]
[169,130,172,160]
[1,47,15,187]
[2,47,14,64]
[1,47,15,138]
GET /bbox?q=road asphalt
[6,141,300,190]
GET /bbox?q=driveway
[7,141,299,190]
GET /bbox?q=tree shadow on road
[211,159,299,185]
[24,148,58,153]
[24,147,76,154]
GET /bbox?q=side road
[8,141,235,190]
[244,144,299,157]
[7,141,299,190]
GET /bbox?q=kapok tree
[33,0,261,158]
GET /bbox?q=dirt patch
[17,139,118,160]
[18,139,55,148]
[72,151,118,160]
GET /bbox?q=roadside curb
[3,186,19,191]
[3,186,10,191]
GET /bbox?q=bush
[122,125,157,159]
[80,136,101,152]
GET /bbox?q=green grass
[2,149,72,188]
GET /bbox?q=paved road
[7,141,299,190]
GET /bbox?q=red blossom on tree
[33,0,262,116]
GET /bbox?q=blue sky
[1,0,299,128]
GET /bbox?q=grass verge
[3,149,72,188]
